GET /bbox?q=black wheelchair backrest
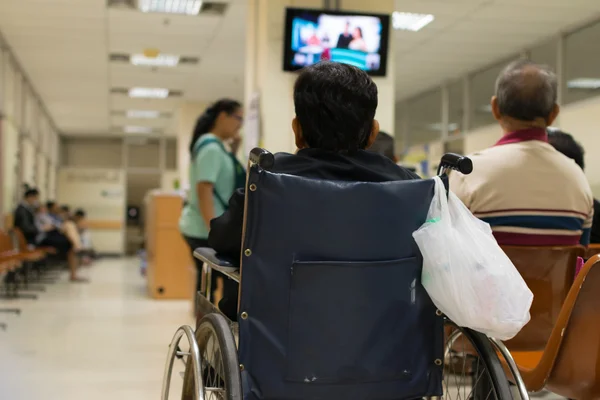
[238,165,444,400]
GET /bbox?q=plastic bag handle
[433,176,450,221]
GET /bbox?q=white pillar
[176,101,208,189]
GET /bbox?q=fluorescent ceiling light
[392,12,434,32]
[123,126,153,134]
[128,87,169,99]
[131,54,180,67]
[567,78,600,89]
[138,0,203,15]
[127,110,161,118]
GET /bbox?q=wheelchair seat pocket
[286,256,438,390]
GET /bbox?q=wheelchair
[162,148,524,400]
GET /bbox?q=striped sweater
[449,128,594,246]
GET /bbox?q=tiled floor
[0,258,193,400]
[0,258,568,400]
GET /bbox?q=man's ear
[547,104,560,126]
[292,117,307,150]
[491,96,501,121]
[366,120,380,148]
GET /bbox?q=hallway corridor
[0,258,192,399]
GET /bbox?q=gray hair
[495,60,558,121]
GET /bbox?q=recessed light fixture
[123,126,154,134]
[567,78,600,90]
[127,110,161,119]
[392,12,434,32]
[131,54,180,67]
[128,87,169,99]
[138,0,203,15]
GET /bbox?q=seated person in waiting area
[14,188,42,245]
[449,60,594,246]
[547,128,600,244]
[208,61,419,319]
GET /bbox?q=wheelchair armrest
[193,247,241,283]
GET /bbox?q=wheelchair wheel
[441,320,513,400]
[182,313,242,400]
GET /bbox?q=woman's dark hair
[189,99,242,154]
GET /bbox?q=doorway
[125,172,161,255]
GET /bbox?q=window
[127,138,160,169]
[530,39,558,73]
[407,89,442,146]
[565,20,600,105]
[448,80,464,136]
[63,138,124,168]
[165,138,178,170]
[469,63,504,130]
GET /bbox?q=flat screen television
[283,8,390,76]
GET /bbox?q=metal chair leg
[489,337,530,400]
[162,325,204,400]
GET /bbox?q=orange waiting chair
[584,243,600,260]
[0,229,30,328]
[491,246,600,400]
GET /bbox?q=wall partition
[396,16,600,190]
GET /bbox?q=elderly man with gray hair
[450,60,594,246]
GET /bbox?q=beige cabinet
[145,191,195,299]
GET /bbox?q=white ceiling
[0,0,246,136]
[0,0,600,137]
[393,0,600,100]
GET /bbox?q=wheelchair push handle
[249,148,275,170]
[437,153,473,176]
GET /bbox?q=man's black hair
[547,128,585,170]
[495,59,557,122]
[293,61,378,152]
[46,201,56,209]
[61,205,70,212]
[74,209,86,218]
[24,188,39,198]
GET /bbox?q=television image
[283,8,390,76]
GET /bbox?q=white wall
[57,168,126,254]
[560,96,600,196]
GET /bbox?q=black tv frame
[282,7,391,77]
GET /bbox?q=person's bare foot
[70,276,89,283]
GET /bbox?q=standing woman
[179,99,245,307]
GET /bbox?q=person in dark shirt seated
[14,188,41,245]
[208,61,419,320]
[547,128,600,244]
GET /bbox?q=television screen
[283,8,390,76]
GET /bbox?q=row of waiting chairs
[500,245,600,399]
[450,245,600,399]
[0,228,66,330]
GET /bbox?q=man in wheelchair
[170,61,516,400]
[208,61,419,320]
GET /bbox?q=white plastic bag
[413,177,533,340]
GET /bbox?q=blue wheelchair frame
[163,149,523,400]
